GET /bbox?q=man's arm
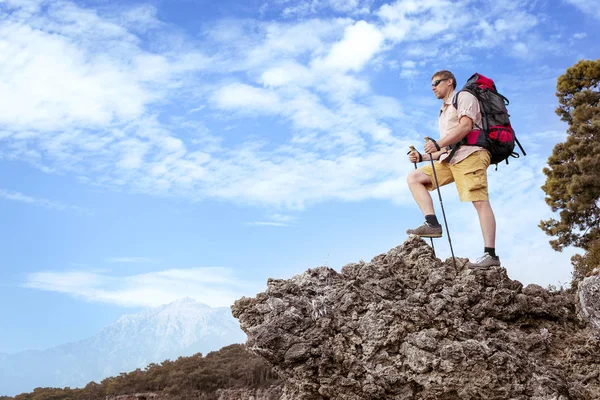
[420,149,447,161]
[435,115,473,148]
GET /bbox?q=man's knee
[407,169,431,186]
[472,200,492,211]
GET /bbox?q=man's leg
[406,163,453,237]
[472,200,496,248]
[407,169,435,215]
[451,150,500,267]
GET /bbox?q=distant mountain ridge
[0,298,246,396]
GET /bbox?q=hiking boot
[406,222,442,238]
[468,252,501,269]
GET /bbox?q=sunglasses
[431,78,449,87]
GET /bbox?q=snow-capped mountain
[0,298,246,396]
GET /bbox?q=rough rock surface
[216,387,282,400]
[106,393,164,400]
[232,236,600,400]
[578,270,600,332]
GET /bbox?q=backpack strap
[515,135,526,156]
[445,144,460,163]
[453,90,484,130]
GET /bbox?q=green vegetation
[11,344,279,400]
[540,59,600,285]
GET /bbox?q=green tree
[11,344,279,400]
[540,59,600,283]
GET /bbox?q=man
[406,70,500,268]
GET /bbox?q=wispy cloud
[246,213,298,227]
[0,188,90,214]
[23,267,262,307]
[564,0,600,21]
[107,257,158,264]
[0,0,584,225]
[246,221,290,227]
[314,20,384,72]
[275,0,369,17]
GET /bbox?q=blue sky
[0,0,598,354]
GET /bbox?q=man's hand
[424,140,439,154]
[408,150,421,163]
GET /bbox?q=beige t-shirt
[438,90,484,164]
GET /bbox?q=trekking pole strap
[407,146,423,162]
[424,136,441,151]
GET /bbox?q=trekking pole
[408,146,435,257]
[423,137,456,268]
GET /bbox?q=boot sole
[407,233,443,238]
[467,263,500,269]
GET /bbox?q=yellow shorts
[419,150,491,202]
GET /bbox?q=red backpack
[447,73,526,167]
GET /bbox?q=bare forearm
[437,118,473,148]
[423,150,445,161]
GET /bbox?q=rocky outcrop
[106,393,164,400]
[578,269,600,332]
[216,386,282,400]
[232,236,600,400]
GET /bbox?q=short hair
[432,70,457,89]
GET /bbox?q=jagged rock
[216,386,282,400]
[232,236,600,400]
[105,393,164,400]
[578,273,600,332]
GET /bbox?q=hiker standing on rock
[406,70,500,268]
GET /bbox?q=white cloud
[564,0,600,21]
[24,267,262,307]
[247,221,290,227]
[329,0,360,13]
[275,0,368,17]
[378,0,462,42]
[0,188,90,214]
[400,69,419,78]
[115,139,151,170]
[199,142,415,209]
[316,20,384,72]
[226,18,348,71]
[0,1,209,135]
[247,213,297,227]
[212,83,282,113]
[0,0,585,291]
[261,62,313,87]
[512,42,529,58]
[0,0,583,218]
[474,10,538,48]
[377,0,541,63]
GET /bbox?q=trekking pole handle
[407,146,422,163]
[424,137,441,151]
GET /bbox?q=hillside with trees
[540,58,600,285]
[6,344,279,400]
